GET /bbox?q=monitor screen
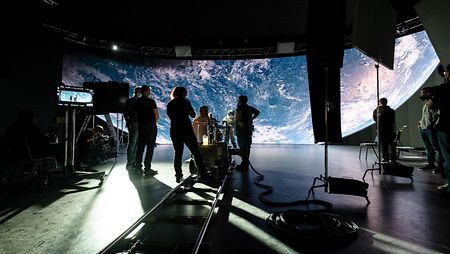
[57,86,94,107]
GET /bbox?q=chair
[395,125,410,158]
[359,141,378,160]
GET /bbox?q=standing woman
[167,87,208,182]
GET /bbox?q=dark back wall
[0,6,63,138]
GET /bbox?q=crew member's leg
[143,124,158,173]
[437,131,450,192]
[431,129,444,175]
[127,122,139,169]
[135,125,147,171]
[171,131,185,179]
[185,131,207,177]
[420,129,436,168]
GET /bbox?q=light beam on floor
[363,228,446,254]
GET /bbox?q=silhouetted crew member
[167,87,207,183]
[417,87,442,172]
[235,95,260,170]
[124,86,141,169]
[4,110,49,161]
[373,98,396,162]
[134,85,159,176]
[431,63,450,193]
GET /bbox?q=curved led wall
[62,31,439,144]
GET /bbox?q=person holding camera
[417,87,442,172]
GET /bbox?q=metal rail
[98,173,229,254]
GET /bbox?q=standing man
[167,86,208,183]
[124,86,141,170]
[373,98,396,163]
[134,85,159,176]
[417,87,442,172]
[431,64,450,193]
[235,95,260,170]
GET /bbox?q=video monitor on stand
[57,86,94,108]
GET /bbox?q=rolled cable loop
[266,209,359,244]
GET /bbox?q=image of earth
[62,31,439,144]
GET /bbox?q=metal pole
[64,109,69,169]
[324,66,329,192]
[71,109,76,170]
[116,113,120,153]
[376,63,381,168]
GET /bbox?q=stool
[359,143,378,160]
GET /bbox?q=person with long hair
[167,86,208,182]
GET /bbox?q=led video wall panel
[62,31,438,144]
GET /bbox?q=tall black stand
[307,65,370,204]
[363,63,383,180]
[63,108,105,186]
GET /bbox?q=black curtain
[306,0,345,143]
[83,81,129,114]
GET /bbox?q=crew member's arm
[252,107,260,119]
[154,108,159,122]
[187,100,196,118]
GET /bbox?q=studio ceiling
[5,0,422,58]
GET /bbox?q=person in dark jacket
[373,98,396,162]
[431,64,450,193]
[167,86,208,183]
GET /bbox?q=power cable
[247,161,359,243]
[248,161,333,210]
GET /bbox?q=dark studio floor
[0,144,449,254]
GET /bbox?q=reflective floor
[0,144,449,254]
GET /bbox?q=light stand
[362,63,414,182]
[307,64,370,204]
[363,63,382,180]
[63,107,105,186]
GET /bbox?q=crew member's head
[238,95,248,105]
[379,98,388,106]
[141,85,151,97]
[134,86,141,97]
[420,87,432,101]
[94,125,104,134]
[170,86,187,99]
[199,106,209,117]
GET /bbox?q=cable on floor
[248,161,332,210]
